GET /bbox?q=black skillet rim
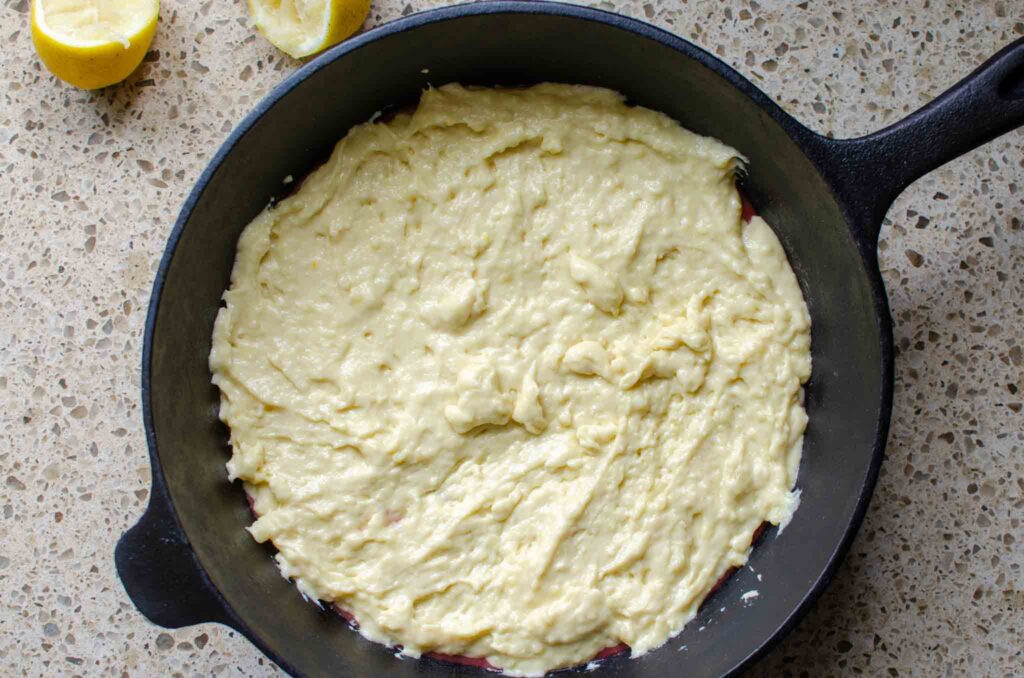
[140,1,894,675]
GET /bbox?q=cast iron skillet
[115,3,1024,676]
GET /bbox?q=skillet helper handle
[813,37,1024,240]
[115,481,234,629]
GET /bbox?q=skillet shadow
[747,334,957,675]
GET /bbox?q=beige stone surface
[0,1,1020,676]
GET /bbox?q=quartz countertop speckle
[1,1,1021,676]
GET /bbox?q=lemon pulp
[37,0,154,46]
[249,0,369,59]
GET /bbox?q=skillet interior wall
[149,10,886,678]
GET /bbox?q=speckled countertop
[1,0,1021,676]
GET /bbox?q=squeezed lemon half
[249,0,371,59]
[31,0,159,90]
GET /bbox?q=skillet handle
[115,479,236,629]
[810,37,1024,241]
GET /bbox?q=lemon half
[31,0,159,90]
[249,0,371,59]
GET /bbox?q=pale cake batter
[210,83,812,676]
